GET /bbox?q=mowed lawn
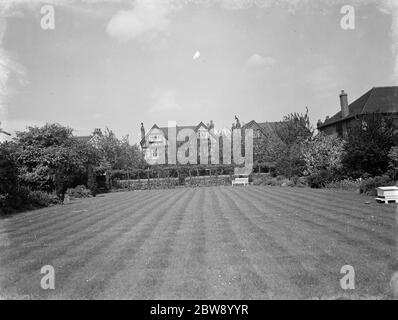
[0,186,397,300]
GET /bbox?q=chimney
[140,123,145,141]
[93,128,102,136]
[340,90,349,118]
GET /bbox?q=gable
[147,122,213,142]
[141,124,166,146]
[243,120,281,138]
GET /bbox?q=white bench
[232,177,249,186]
[376,186,398,203]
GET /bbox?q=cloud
[106,0,179,41]
[150,89,180,113]
[104,0,310,42]
[246,54,276,68]
[217,0,398,84]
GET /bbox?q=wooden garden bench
[232,177,249,186]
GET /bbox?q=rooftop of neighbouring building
[318,86,398,129]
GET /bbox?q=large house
[140,119,280,166]
[317,87,398,136]
[139,121,216,165]
[75,128,103,147]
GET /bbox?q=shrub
[1,187,60,215]
[27,190,61,207]
[342,114,397,178]
[66,185,92,199]
[178,174,186,185]
[307,170,332,189]
[251,173,297,187]
[251,173,271,186]
[359,178,376,196]
[280,178,295,187]
[0,194,12,215]
[273,109,313,178]
[301,133,344,176]
[359,175,396,196]
[361,172,372,180]
[295,176,308,187]
[325,179,360,191]
[0,145,18,196]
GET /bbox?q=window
[152,148,158,157]
[199,131,208,139]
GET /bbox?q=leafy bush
[251,173,296,187]
[324,179,360,191]
[359,175,396,196]
[342,114,398,178]
[178,173,186,185]
[0,194,12,215]
[307,170,332,189]
[0,145,18,195]
[66,185,92,199]
[273,109,314,178]
[252,174,269,185]
[1,187,60,215]
[0,145,19,215]
[301,133,344,176]
[27,190,61,207]
[295,176,308,187]
[280,178,295,187]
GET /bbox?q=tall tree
[253,129,284,171]
[97,128,146,172]
[0,142,18,214]
[274,108,314,177]
[14,123,100,199]
[342,114,397,177]
[301,133,344,176]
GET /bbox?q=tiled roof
[257,122,282,132]
[318,87,398,128]
[141,122,209,145]
[158,125,198,140]
[141,120,282,146]
[74,135,92,143]
[242,120,282,137]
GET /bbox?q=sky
[0,0,398,143]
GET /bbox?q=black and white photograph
[0,0,397,305]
